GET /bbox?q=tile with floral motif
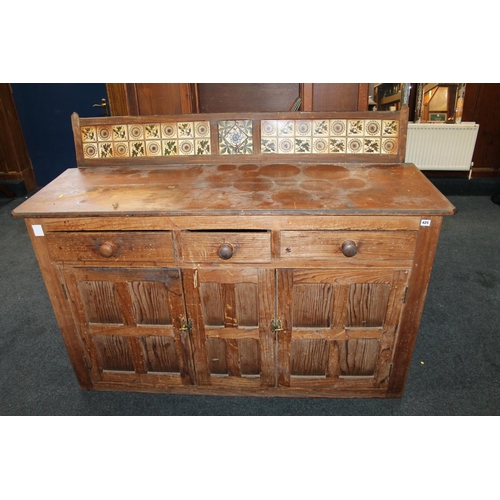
[162,140,178,156]
[81,127,96,143]
[218,120,253,155]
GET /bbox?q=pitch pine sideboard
[12,108,455,398]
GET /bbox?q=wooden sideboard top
[13,163,456,218]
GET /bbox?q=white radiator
[405,122,479,171]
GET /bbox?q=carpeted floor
[1,188,499,415]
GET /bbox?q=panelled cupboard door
[61,267,196,388]
[182,268,275,389]
[276,268,409,393]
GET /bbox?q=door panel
[62,267,196,386]
[277,268,409,390]
[182,267,275,387]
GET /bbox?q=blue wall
[11,83,108,187]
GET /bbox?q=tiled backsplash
[80,118,399,158]
[81,121,211,158]
[260,119,399,154]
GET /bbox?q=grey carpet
[1,193,499,415]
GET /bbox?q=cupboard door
[182,268,275,388]
[276,268,409,393]
[61,267,196,387]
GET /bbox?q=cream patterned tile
[195,139,211,155]
[97,126,112,142]
[330,120,346,136]
[295,138,311,153]
[162,123,177,139]
[278,137,294,153]
[179,140,195,155]
[277,120,294,136]
[382,138,398,154]
[382,120,398,136]
[329,138,346,153]
[144,124,161,140]
[261,120,277,137]
[162,139,178,156]
[128,125,144,141]
[83,142,98,158]
[313,137,329,154]
[313,120,329,136]
[194,122,210,138]
[364,138,380,153]
[261,138,277,153]
[145,140,162,156]
[178,123,194,139]
[347,137,363,153]
[365,120,381,136]
[81,127,96,143]
[112,125,128,141]
[114,142,129,157]
[99,142,114,158]
[295,120,312,136]
[130,141,145,157]
[347,120,364,136]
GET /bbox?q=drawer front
[181,231,271,263]
[280,231,417,262]
[46,231,175,262]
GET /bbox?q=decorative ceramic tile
[162,140,178,156]
[277,120,294,136]
[330,120,346,136]
[260,118,399,155]
[347,137,363,153]
[83,143,98,158]
[313,120,329,136]
[329,138,346,153]
[97,126,112,142]
[195,139,210,155]
[179,140,195,155]
[261,120,277,136]
[295,138,311,153]
[114,142,129,157]
[261,138,277,153]
[130,141,145,157]
[145,140,161,156]
[178,123,193,139]
[99,142,114,158]
[80,121,212,158]
[195,122,210,138]
[128,124,144,141]
[81,127,96,143]
[218,120,253,155]
[313,138,329,154]
[382,138,398,154]
[348,120,364,136]
[295,120,312,136]
[144,124,161,140]
[278,137,294,154]
[162,123,177,139]
[382,120,398,136]
[112,125,128,141]
[365,120,381,136]
[364,138,380,153]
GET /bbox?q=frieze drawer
[180,231,271,263]
[280,231,418,262]
[46,231,175,263]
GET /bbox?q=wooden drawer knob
[99,241,117,258]
[218,243,234,260]
[341,240,357,257]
